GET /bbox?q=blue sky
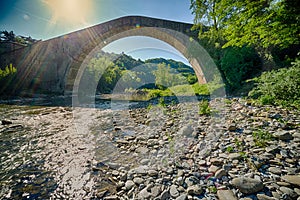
[0,0,195,65]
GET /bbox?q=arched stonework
[0,16,219,94]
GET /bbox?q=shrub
[198,100,211,115]
[248,59,300,108]
[220,46,261,91]
[0,63,17,94]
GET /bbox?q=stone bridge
[0,16,219,95]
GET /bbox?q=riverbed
[0,97,299,199]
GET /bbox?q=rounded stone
[231,177,264,194]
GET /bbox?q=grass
[136,81,223,100]
[252,129,274,147]
[198,100,212,115]
[226,146,234,153]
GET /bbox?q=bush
[192,83,210,95]
[145,88,173,99]
[0,63,17,94]
[220,46,261,91]
[248,58,300,108]
[198,100,211,115]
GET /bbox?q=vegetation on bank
[190,0,300,108]
[0,64,17,94]
[79,52,208,97]
[248,57,300,109]
[0,30,39,45]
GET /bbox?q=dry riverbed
[0,98,299,199]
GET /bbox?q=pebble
[273,131,293,140]
[268,167,282,175]
[187,185,203,195]
[256,194,277,200]
[2,99,299,199]
[1,119,12,125]
[217,190,237,200]
[279,186,298,199]
[281,175,300,186]
[232,177,264,194]
[170,184,180,198]
[125,180,135,190]
[215,169,227,179]
[228,153,242,160]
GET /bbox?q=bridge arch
[63,16,219,95]
[0,16,221,95]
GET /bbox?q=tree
[153,63,186,89]
[190,0,300,69]
[0,30,15,42]
[223,0,300,49]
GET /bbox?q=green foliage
[158,97,166,107]
[222,0,300,49]
[0,64,17,78]
[169,84,195,96]
[208,186,217,193]
[187,74,198,84]
[144,88,174,99]
[248,59,300,108]
[220,46,261,91]
[153,63,187,89]
[0,30,15,42]
[83,52,197,94]
[192,83,210,95]
[190,0,300,77]
[226,146,234,153]
[198,100,211,115]
[252,129,273,147]
[190,0,227,44]
[0,63,17,94]
[114,53,143,70]
[145,58,195,75]
[84,56,122,93]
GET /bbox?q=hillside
[78,50,198,94]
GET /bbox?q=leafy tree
[220,46,261,90]
[190,0,300,69]
[0,30,16,42]
[153,63,186,89]
[190,0,227,43]
[187,74,198,84]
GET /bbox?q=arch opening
[65,26,214,97]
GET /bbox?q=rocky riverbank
[0,98,299,199]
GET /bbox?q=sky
[0,0,195,65]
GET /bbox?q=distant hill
[79,50,198,94]
[104,52,195,77]
[145,58,194,75]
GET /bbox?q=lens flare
[43,0,93,25]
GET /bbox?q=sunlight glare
[43,0,93,25]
